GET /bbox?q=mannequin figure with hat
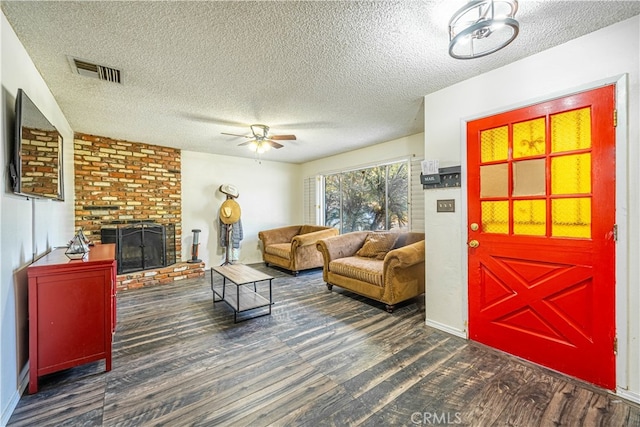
[219,184,243,265]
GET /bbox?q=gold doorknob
[470,223,479,231]
[468,240,479,248]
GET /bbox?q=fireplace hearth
[101,222,176,275]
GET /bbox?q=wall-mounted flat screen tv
[10,89,64,200]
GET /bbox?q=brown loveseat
[258,225,339,275]
[316,231,425,312]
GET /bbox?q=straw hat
[219,199,241,224]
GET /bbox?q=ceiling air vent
[68,56,122,84]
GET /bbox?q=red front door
[467,85,616,389]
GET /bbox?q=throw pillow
[356,232,398,260]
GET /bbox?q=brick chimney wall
[73,133,182,257]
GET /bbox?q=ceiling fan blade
[266,140,284,149]
[222,132,251,138]
[237,140,257,146]
[269,134,297,141]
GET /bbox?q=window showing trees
[324,161,409,233]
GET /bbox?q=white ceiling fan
[222,124,296,153]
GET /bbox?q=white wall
[300,133,423,177]
[181,134,424,269]
[423,16,639,401]
[181,151,302,266]
[1,12,75,425]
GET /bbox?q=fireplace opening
[101,222,176,275]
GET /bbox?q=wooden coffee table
[210,264,274,323]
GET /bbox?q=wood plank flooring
[8,265,640,426]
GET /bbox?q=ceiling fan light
[248,141,258,152]
[448,0,519,60]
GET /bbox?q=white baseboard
[425,318,467,339]
[617,388,640,405]
[1,391,20,427]
[1,364,28,427]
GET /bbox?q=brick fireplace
[73,133,203,290]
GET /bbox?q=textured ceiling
[3,1,640,163]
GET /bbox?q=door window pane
[513,118,545,158]
[481,126,509,162]
[513,159,546,197]
[514,200,546,236]
[482,201,509,234]
[551,154,591,195]
[552,198,591,238]
[480,163,509,198]
[551,107,591,153]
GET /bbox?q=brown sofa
[258,225,339,275]
[316,231,425,312]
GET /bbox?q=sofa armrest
[384,240,425,269]
[258,225,302,248]
[316,231,369,262]
[292,227,339,248]
[382,240,425,304]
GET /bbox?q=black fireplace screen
[101,222,176,274]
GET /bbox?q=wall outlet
[437,199,455,212]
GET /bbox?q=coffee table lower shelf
[210,265,274,323]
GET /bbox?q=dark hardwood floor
[8,265,640,426]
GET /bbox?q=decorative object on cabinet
[78,227,91,245]
[28,243,117,393]
[65,230,90,259]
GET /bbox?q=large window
[324,161,409,233]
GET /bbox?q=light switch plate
[437,199,455,212]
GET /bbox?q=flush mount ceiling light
[449,0,519,60]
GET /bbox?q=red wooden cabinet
[27,243,116,394]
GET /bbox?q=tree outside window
[324,161,408,233]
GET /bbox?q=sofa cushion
[330,257,384,286]
[265,243,292,260]
[356,232,398,260]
